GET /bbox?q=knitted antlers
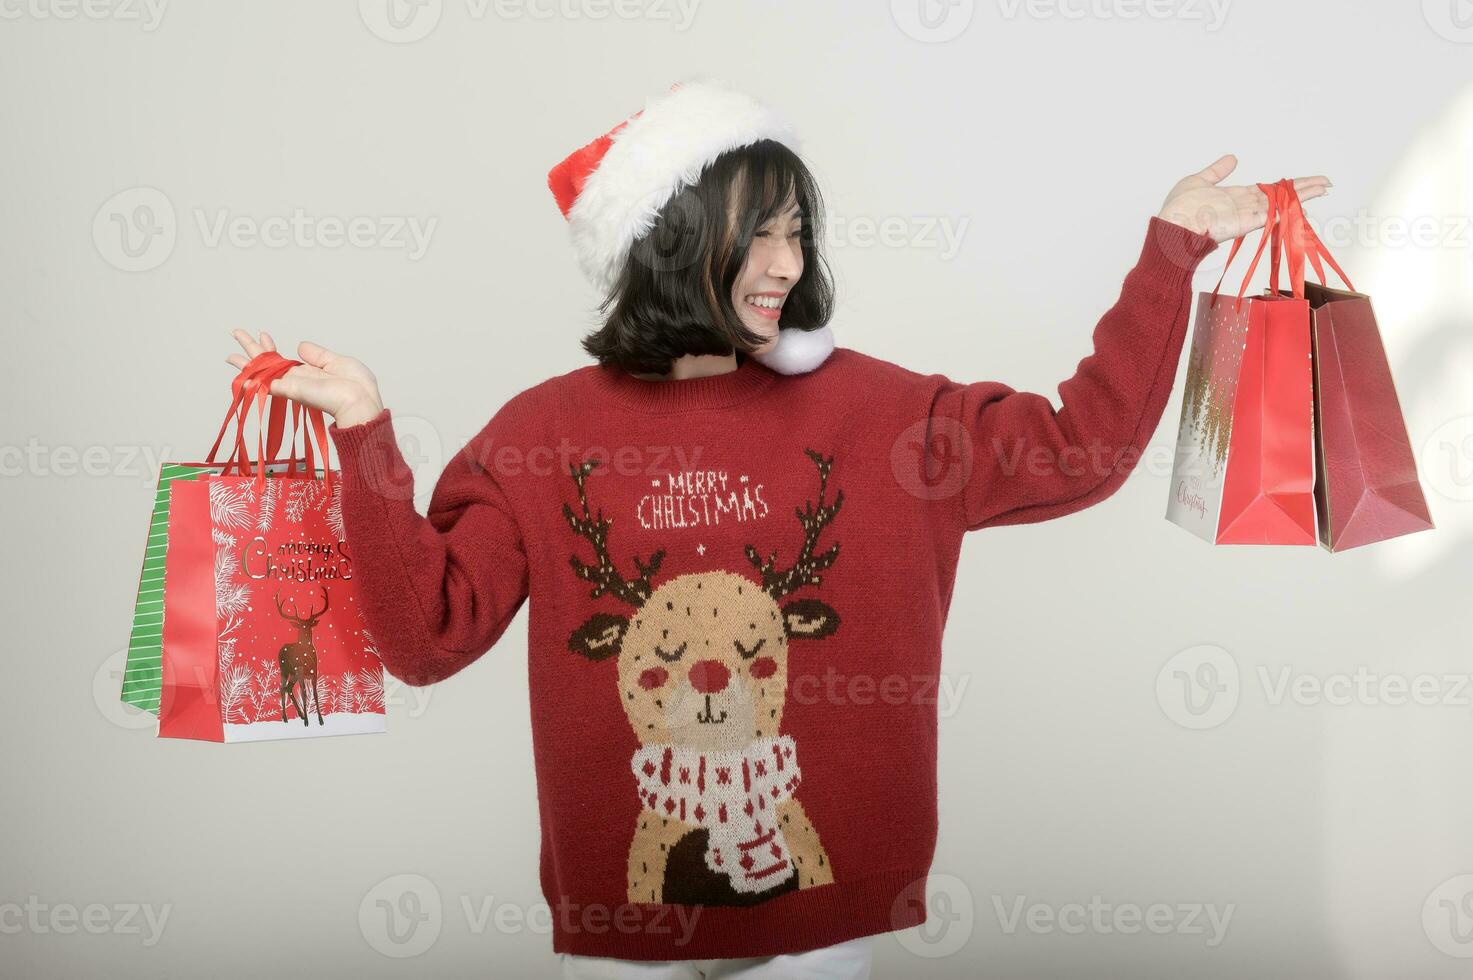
[563,459,666,608]
[561,451,845,660]
[744,449,843,602]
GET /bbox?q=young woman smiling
[226,80,1328,979]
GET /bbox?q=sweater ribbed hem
[586,352,779,414]
[548,864,930,961]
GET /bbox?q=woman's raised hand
[226,330,385,429]
[1157,154,1331,244]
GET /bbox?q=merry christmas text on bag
[1165,178,1433,550]
[134,352,386,742]
[1165,179,1317,545]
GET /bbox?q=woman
[227,80,1328,979]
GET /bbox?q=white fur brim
[751,325,835,375]
[567,78,800,295]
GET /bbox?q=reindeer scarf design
[563,449,844,907]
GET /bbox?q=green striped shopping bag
[121,352,313,716]
[121,464,216,713]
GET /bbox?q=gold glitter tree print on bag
[562,449,843,907]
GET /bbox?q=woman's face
[731,197,804,352]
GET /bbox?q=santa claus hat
[547,78,835,375]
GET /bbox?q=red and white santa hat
[547,78,835,375]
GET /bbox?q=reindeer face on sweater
[564,450,843,753]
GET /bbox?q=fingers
[1196,153,1238,185]
[1292,175,1332,202]
[226,353,247,370]
[297,340,335,369]
[266,373,304,403]
[1293,175,1330,191]
[230,328,273,358]
[298,340,369,383]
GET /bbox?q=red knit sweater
[327,215,1219,960]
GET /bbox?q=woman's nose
[767,241,801,280]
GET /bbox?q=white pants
[558,935,875,980]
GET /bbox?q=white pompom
[750,325,836,375]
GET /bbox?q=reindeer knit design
[631,736,803,894]
[326,216,1221,960]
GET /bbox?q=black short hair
[580,139,835,376]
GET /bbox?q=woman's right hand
[226,329,385,429]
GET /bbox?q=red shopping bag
[1302,279,1433,550]
[1166,180,1318,545]
[155,353,386,742]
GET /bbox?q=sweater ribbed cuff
[1138,214,1220,284]
[327,407,416,504]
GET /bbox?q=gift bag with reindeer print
[150,352,386,742]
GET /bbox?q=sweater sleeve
[327,406,529,686]
[936,215,1220,533]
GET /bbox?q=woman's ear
[751,325,836,375]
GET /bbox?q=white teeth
[746,295,782,309]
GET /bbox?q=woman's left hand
[1157,154,1331,243]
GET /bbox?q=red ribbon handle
[205,350,334,495]
[1209,177,1355,311]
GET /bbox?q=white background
[3,1,1471,976]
